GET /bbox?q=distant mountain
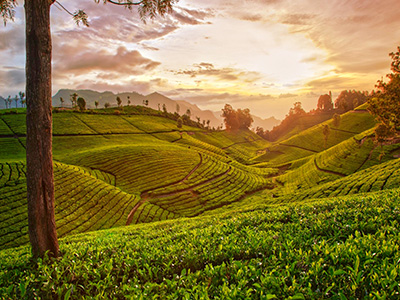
[212,109,280,131]
[0,96,5,109]
[52,89,221,127]
[251,115,281,131]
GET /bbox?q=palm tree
[7,96,11,109]
[19,91,25,108]
[94,101,99,109]
[59,97,64,108]
[70,93,78,108]
[116,96,122,107]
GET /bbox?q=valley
[0,105,399,298]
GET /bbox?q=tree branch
[54,1,74,16]
[105,0,142,5]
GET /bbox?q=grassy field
[0,110,276,251]
[255,110,377,166]
[0,188,399,299]
[1,106,400,298]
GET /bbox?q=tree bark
[25,0,59,258]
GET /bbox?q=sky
[0,0,400,119]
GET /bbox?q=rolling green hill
[1,105,400,298]
[1,188,399,299]
[254,109,377,166]
[0,109,275,251]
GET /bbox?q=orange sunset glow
[1,0,400,118]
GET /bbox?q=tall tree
[70,92,78,108]
[221,104,253,130]
[1,0,178,258]
[7,95,11,108]
[77,97,86,111]
[322,124,330,148]
[116,96,122,107]
[368,46,400,133]
[317,94,333,111]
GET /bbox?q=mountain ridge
[51,89,280,130]
[52,89,223,127]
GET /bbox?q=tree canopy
[368,46,400,133]
[317,93,333,111]
[335,90,368,112]
[221,104,253,131]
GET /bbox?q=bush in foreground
[1,188,400,299]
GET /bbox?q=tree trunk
[25,0,59,258]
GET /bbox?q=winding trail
[313,157,346,177]
[126,152,203,225]
[221,137,263,150]
[0,117,26,149]
[278,143,318,153]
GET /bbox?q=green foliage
[333,113,341,128]
[335,90,368,112]
[0,0,17,25]
[116,96,122,107]
[317,93,333,111]
[70,93,78,108]
[76,97,86,111]
[322,124,330,148]
[177,116,183,129]
[222,104,253,130]
[1,189,400,298]
[281,158,400,202]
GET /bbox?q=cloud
[140,44,159,51]
[173,63,261,82]
[280,13,315,25]
[279,93,298,98]
[305,76,363,91]
[0,26,24,52]
[173,10,202,25]
[54,46,160,76]
[0,67,25,96]
[74,79,153,95]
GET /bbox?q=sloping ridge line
[126,152,203,225]
[313,157,346,177]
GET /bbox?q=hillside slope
[0,110,274,250]
[1,188,399,298]
[52,89,221,127]
[1,107,400,253]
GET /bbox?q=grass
[0,138,25,162]
[0,133,273,250]
[1,188,399,299]
[1,107,400,298]
[255,110,377,166]
[280,158,400,202]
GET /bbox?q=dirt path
[278,143,318,153]
[313,157,346,177]
[125,152,204,225]
[0,130,202,139]
[353,146,377,173]
[330,127,358,134]
[221,137,263,150]
[0,117,26,149]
